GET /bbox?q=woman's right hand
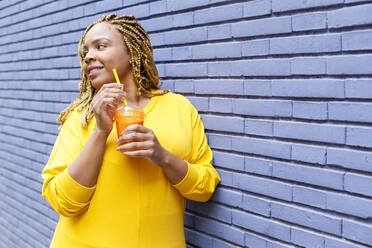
[91,83,126,136]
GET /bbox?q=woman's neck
[122,73,150,108]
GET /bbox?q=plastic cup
[114,106,145,147]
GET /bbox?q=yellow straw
[112,68,127,106]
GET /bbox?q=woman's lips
[89,67,103,77]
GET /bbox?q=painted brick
[327,147,372,173]
[272,161,344,190]
[274,121,345,144]
[194,79,244,95]
[184,211,194,227]
[165,63,208,77]
[244,80,272,96]
[172,46,192,60]
[329,102,372,123]
[232,136,291,159]
[164,27,207,45]
[153,47,172,61]
[343,219,372,246]
[213,150,244,171]
[174,80,194,94]
[194,3,243,24]
[185,229,213,248]
[271,202,342,235]
[327,54,372,75]
[244,233,267,248]
[187,201,232,224]
[207,62,233,77]
[326,192,372,218]
[232,58,291,76]
[244,118,273,136]
[185,96,209,112]
[272,0,343,12]
[342,30,372,51]
[270,34,341,54]
[242,39,270,57]
[195,216,245,246]
[201,114,244,133]
[209,98,232,113]
[210,188,242,207]
[291,57,327,75]
[293,101,327,120]
[216,169,233,187]
[149,1,167,15]
[291,143,326,165]
[345,79,372,99]
[207,24,232,40]
[244,157,272,176]
[266,241,294,248]
[272,79,344,98]
[346,126,372,148]
[325,237,367,248]
[345,0,372,3]
[172,12,193,28]
[241,193,271,217]
[213,239,238,248]
[232,17,292,38]
[243,0,271,18]
[232,99,292,117]
[291,227,325,248]
[160,80,174,92]
[293,185,327,208]
[192,42,241,60]
[292,12,327,31]
[233,173,292,201]
[344,172,372,197]
[208,134,231,150]
[232,209,291,242]
[328,4,372,28]
[166,0,209,12]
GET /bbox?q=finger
[117,132,150,144]
[98,91,126,102]
[121,124,148,136]
[122,150,151,157]
[100,82,124,90]
[116,141,152,152]
[94,98,116,114]
[96,84,125,99]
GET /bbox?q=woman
[41,14,220,248]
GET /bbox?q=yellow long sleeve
[41,109,96,217]
[173,102,221,202]
[41,90,220,248]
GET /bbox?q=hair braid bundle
[57,14,168,127]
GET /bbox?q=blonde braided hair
[57,14,168,127]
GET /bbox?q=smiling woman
[40,14,220,248]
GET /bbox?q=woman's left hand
[116,124,166,166]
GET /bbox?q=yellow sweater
[41,90,221,248]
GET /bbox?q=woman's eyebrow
[82,38,111,49]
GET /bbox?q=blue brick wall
[1,0,372,247]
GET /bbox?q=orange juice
[114,107,145,146]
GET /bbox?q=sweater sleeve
[172,103,221,202]
[41,110,96,217]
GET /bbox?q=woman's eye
[97,44,106,49]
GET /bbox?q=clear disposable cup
[114,105,145,147]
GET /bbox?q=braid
[57,14,169,127]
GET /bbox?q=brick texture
[1,0,372,247]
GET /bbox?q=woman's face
[81,22,131,89]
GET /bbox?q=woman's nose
[84,50,95,63]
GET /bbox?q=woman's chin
[91,78,111,90]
